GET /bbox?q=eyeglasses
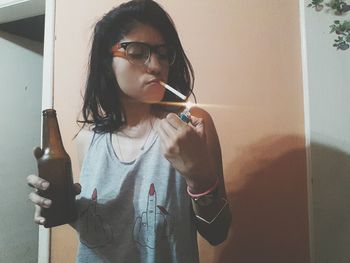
[111,41,176,66]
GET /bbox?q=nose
[146,52,162,75]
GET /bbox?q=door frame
[39,0,56,262]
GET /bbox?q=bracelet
[187,177,219,198]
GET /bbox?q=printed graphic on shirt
[79,188,114,248]
[133,183,175,249]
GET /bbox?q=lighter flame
[185,101,194,110]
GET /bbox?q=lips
[145,78,161,85]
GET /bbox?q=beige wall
[53,1,309,262]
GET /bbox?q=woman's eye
[128,52,146,59]
[157,48,169,60]
[127,46,148,60]
[157,53,168,60]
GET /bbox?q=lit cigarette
[159,81,186,101]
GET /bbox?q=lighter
[179,107,191,123]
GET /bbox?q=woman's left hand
[157,113,216,191]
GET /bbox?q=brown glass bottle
[36,109,77,228]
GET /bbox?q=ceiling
[0,0,45,24]
[0,14,44,42]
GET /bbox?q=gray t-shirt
[74,132,199,263]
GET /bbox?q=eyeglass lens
[125,43,175,66]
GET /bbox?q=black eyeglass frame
[111,41,177,66]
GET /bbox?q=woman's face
[112,24,169,104]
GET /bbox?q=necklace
[140,119,154,151]
[115,118,154,161]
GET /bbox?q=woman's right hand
[27,174,51,225]
[27,147,82,226]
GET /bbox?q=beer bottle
[36,109,77,228]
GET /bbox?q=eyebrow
[120,40,167,45]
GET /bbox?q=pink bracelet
[187,177,219,198]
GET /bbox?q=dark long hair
[79,0,195,133]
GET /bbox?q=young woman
[27,0,231,262]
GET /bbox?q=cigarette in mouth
[159,81,187,101]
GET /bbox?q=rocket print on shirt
[133,183,175,249]
[79,188,114,248]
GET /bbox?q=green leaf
[342,20,350,30]
[334,20,340,24]
[339,43,350,50]
[307,4,312,7]
[346,35,350,42]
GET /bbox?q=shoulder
[75,127,95,167]
[76,127,95,146]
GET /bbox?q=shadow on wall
[0,30,43,55]
[310,141,350,263]
[212,135,311,263]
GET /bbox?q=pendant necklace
[116,118,154,161]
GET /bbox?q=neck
[122,99,152,125]
[119,98,155,138]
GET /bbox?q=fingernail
[41,181,49,189]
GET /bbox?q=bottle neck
[42,110,66,154]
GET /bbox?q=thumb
[189,116,205,137]
[33,146,44,160]
[74,183,82,195]
[189,115,204,127]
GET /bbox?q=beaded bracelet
[187,177,219,198]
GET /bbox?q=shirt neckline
[107,131,159,165]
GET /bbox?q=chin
[142,96,164,104]
[142,90,165,104]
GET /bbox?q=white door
[0,29,43,263]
